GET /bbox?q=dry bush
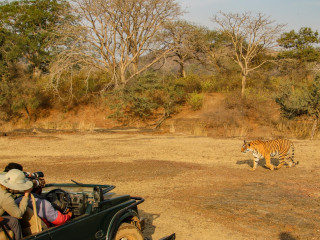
[276,118,319,139]
[224,90,280,128]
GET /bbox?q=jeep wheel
[115,223,144,240]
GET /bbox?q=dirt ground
[1,132,320,240]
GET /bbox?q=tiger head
[241,140,252,153]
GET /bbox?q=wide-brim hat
[0,169,33,191]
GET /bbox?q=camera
[27,171,44,178]
[24,171,46,189]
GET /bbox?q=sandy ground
[1,132,320,240]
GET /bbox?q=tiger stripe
[241,139,298,171]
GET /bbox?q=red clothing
[51,211,71,226]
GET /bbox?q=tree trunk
[24,104,30,123]
[179,62,186,78]
[311,117,318,140]
[241,74,247,98]
[119,69,127,87]
[132,55,139,74]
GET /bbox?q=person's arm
[32,198,72,226]
[51,211,72,226]
[2,192,29,219]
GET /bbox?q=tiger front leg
[250,158,259,171]
[265,155,274,170]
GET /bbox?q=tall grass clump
[187,92,204,110]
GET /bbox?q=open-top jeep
[0,181,175,240]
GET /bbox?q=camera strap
[30,194,42,233]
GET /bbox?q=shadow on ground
[236,158,281,169]
[139,210,159,240]
[279,232,297,240]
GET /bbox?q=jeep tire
[114,223,144,240]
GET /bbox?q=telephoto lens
[31,171,44,178]
[25,171,44,178]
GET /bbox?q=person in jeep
[0,169,33,239]
[3,163,72,228]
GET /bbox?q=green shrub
[175,75,202,93]
[108,72,167,122]
[187,92,204,111]
[201,79,215,93]
[275,76,320,139]
[0,68,52,121]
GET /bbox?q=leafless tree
[212,11,285,97]
[68,0,181,88]
[164,20,210,78]
[45,12,96,102]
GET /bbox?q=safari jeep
[0,182,175,240]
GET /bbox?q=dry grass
[1,132,320,240]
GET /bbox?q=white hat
[0,169,33,191]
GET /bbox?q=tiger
[241,139,298,171]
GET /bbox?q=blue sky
[176,0,320,32]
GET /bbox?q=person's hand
[24,187,33,197]
[65,208,73,218]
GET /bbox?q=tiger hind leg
[287,157,299,167]
[287,142,299,167]
[275,160,286,169]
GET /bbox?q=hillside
[0,93,287,139]
[161,93,282,138]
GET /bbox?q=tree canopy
[163,20,211,78]
[277,27,320,62]
[67,0,182,88]
[212,11,285,97]
[0,0,75,120]
[0,0,74,76]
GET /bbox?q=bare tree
[164,20,210,78]
[69,0,181,88]
[212,12,285,97]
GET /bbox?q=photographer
[3,163,72,227]
[3,163,45,195]
[23,171,45,195]
[0,169,33,240]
